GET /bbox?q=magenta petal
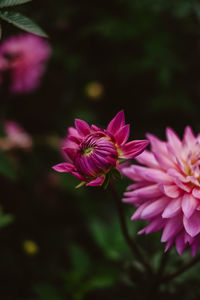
[107,110,125,135]
[75,119,91,136]
[141,196,168,219]
[142,217,166,234]
[120,140,149,159]
[183,126,196,146]
[135,150,159,168]
[161,215,182,242]
[166,127,182,153]
[130,165,171,184]
[162,198,181,218]
[52,162,74,173]
[71,171,86,181]
[125,184,162,199]
[176,232,186,255]
[86,176,105,186]
[159,184,181,198]
[192,187,200,199]
[114,125,130,146]
[182,193,198,219]
[183,211,200,237]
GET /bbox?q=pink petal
[129,165,171,184]
[146,133,168,154]
[183,211,200,237]
[161,215,182,242]
[86,176,105,186]
[114,125,130,145]
[91,124,101,131]
[191,237,200,256]
[141,196,168,219]
[131,201,151,220]
[192,187,200,199]
[182,193,198,219]
[159,184,181,198]
[124,184,162,199]
[120,140,149,159]
[75,119,91,136]
[162,198,181,218]
[52,162,74,173]
[153,151,175,170]
[71,171,86,181]
[183,126,196,146]
[141,216,166,234]
[166,127,182,153]
[135,150,159,168]
[175,232,186,255]
[107,110,125,135]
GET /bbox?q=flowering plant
[53,111,149,187]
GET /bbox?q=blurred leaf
[69,244,91,277]
[89,218,133,261]
[0,23,2,39]
[0,0,31,8]
[33,284,62,300]
[0,150,16,179]
[0,211,14,228]
[0,11,48,37]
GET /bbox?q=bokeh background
[1,0,200,299]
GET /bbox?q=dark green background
[1,0,200,299]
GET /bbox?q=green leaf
[0,11,48,37]
[0,211,14,228]
[0,150,16,179]
[0,0,31,8]
[0,23,2,39]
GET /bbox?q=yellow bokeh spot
[23,240,39,256]
[85,82,104,100]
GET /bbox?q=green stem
[110,179,152,275]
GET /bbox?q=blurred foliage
[1,0,200,299]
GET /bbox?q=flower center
[82,147,94,156]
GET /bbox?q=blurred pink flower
[0,34,51,93]
[122,126,200,256]
[0,121,32,150]
[53,111,148,187]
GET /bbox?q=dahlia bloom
[122,126,200,256]
[0,34,51,93]
[53,111,148,187]
[0,121,32,150]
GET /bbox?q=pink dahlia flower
[53,111,148,187]
[0,34,51,93]
[122,126,200,256]
[0,121,32,150]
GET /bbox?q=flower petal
[159,184,181,198]
[141,196,168,219]
[114,124,130,145]
[161,215,182,242]
[162,198,181,218]
[120,140,149,159]
[182,193,198,219]
[135,150,159,168]
[183,126,196,147]
[183,211,200,237]
[75,119,91,136]
[129,165,171,184]
[86,176,105,186]
[52,162,74,173]
[107,110,125,135]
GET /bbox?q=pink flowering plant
[0,34,51,93]
[53,113,200,289]
[53,111,148,187]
